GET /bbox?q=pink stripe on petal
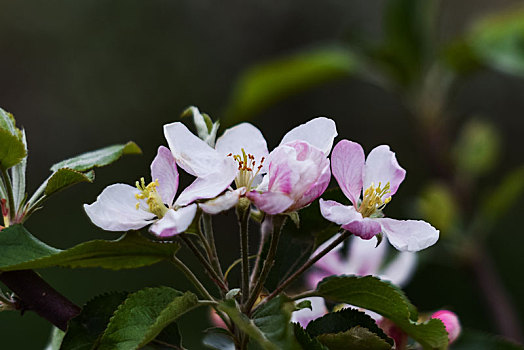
[331,140,365,206]
[151,146,179,206]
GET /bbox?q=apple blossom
[163,115,337,214]
[84,146,197,237]
[320,139,439,252]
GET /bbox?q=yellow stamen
[358,181,391,217]
[135,177,168,218]
[228,148,265,190]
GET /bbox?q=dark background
[0,0,523,348]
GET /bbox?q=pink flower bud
[431,310,461,344]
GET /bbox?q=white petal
[163,122,225,177]
[291,297,327,327]
[380,251,417,287]
[151,146,179,206]
[199,188,245,214]
[215,123,269,163]
[149,204,197,237]
[279,117,337,155]
[174,160,237,206]
[363,145,406,198]
[84,184,155,231]
[345,236,387,276]
[378,218,439,252]
[319,199,358,225]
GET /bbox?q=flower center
[358,182,392,217]
[135,177,168,218]
[227,148,265,190]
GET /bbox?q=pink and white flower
[320,140,439,252]
[84,146,197,237]
[292,236,417,326]
[431,310,461,344]
[163,116,337,214]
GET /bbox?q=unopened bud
[431,310,461,344]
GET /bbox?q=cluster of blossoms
[84,108,452,347]
[85,108,439,253]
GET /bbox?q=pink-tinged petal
[363,145,406,198]
[331,140,365,206]
[346,235,386,276]
[279,117,337,155]
[291,297,327,327]
[431,310,461,344]
[342,218,382,240]
[246,191,294,215]
[174,158,237,206]
[265,146,301,194]
[378,218,439,252]
[149,204,197,237]
[199,188,246,214]
[306,271,333,290]
[319,199,359,225]
[380,251,417,287]
[288,158,331,211]
[163,122,225,177]
[151,146,179,206]
[215,123,269,163]
[84,184,155,231]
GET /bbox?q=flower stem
[257,230,350,310]
[203,213,226,282]
[179,234,228,293]
[170,255,214,301]
[244,215,287,313]
[237,201,251,306]
[249,215,272,287]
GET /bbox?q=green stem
[237,203,251,306]
[0,168,15,221]
[244,215,286,313]
[180,234,228,293]
[249,215,272,287]
[257,230,350,310]
[170,255,214,301]
[203,213,226,282]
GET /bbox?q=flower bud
[431,310,461,344]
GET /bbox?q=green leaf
[249,296,301,350]
[316,327,392,350]
[293,324,329,350]
[203,328,235,350]
[60,292,129,350]
[481,165,524,227]
[217,299,276,350]
[50,141,142,172]
[45,327,65,350]
[468,6,524,76]
[224,46,358,124]
[98,287,199,350]
[0,128,26,169]
[144,322,184,349]
[44,168,95,196]
[0,107,20,136]
[452,329,524,350]
[313,275,448,349]
[0,225,180,271]
[305,308,392,346]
